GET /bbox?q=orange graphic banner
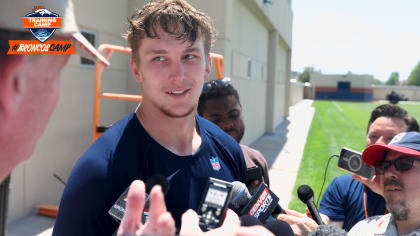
[23,17,62,28]
[8,40,75,55]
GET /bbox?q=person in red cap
[349,131,420,236]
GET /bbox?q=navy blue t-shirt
[53,113,246,236]
[319,174,386,231]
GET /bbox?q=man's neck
[395,216,420,236]
[135,104,202,156]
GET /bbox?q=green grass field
[288,101,420,213]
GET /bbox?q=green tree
[407,61,420,86]
[373,78,383,85]
[386,72,399,85]
[298,66,314,83]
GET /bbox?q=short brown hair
[367,104,419,133]
[125,0,216,62]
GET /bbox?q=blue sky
[291,0,420,82]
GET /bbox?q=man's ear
[130,57,143,83]
[204,54,212,80]
[0,55,26,116]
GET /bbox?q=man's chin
[160,106,195,118]
[387,202,410,221]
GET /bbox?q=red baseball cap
[362,132,420,166]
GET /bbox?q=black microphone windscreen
[145,174,170,194]
[297,184,314,203]
[240,215,263,227]
[230,181,251,208]
[308,224,347,236]
[264,220,294,236]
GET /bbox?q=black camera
[197,177,233,231]
[337,147,374,179]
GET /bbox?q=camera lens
[348,154,362,172]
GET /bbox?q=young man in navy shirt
[53,1,247,235]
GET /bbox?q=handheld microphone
[108,174,170,222]
[308,224,347,236]
[143,174,170,210]
[240,215,263,226]
[230,181,284,223]
[264,219,294,236]
[297,185,323,225]
[240,214,294,236]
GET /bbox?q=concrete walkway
[7,99,315,235]
[251,99,315,208]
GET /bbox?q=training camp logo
[7,6,74,55]
[24,6,61,42]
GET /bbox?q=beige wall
[373,85,420,101]
[290,81,305,106]
[8,0,293,222]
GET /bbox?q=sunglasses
[202,77,231,93]
[375,157,420,175]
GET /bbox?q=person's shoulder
[90,112,140,148]
[332,174,361,187]
[197,115,239,147]
[98,112,138,139]
[324,174,363,196]
[240,144,266,164]
[81,112,144,165]
[348,214,391,236]
[240,144,262,156]
[196,115,223,134]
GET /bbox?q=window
[80,29,97,69]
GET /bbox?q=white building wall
[310,72,374,87]
[290,81,305,106]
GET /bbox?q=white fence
[373,85,420,101]
[288,82,420,106]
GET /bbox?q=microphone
[230,181,284,223]
[108,174,170,222]
[264,219,294,236]
[240,215,263,226]
[143,174,170,210]
[308,224,347,236]
[297,185,323,225]
[240,214,294,236]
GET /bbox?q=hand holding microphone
[297,185,324,225]
[116,180,175,236]
[180,208,275,236]
[229,181,284,223]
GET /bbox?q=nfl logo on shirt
[210,157,221,171]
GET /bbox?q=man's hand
[117,180,175,236]
[352,174,382,196]
[179,209,274,236]
[277,209,326,236]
